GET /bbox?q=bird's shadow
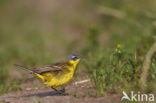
[21,90,68,98]
[3,90,68,100]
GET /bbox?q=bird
[14,54,82,94]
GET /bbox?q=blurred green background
[0,0,156,98]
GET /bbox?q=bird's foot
[51,87,68,95]
[60,87,65,93]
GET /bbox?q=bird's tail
[14,64,36,74]
[14,64,44,81]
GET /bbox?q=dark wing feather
[36,61,69,74]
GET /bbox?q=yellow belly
[36,70,74,88]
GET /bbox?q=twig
[140,36,156,91]
[74,79,90,85]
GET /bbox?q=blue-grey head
[66,54,82,61]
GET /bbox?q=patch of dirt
[0,80,121,103]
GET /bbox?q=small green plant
[83,39,156,95]
[84,90,93,98]
[0,84,9,95]
[33,98,41,103]
[10,80,22,91]
[72,92,78,98]
[0,99,7,103]
[0,80,22,94]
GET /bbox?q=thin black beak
[78,55,83,59]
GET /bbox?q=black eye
[72,56,78,60]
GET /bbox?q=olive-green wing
[36,61,69,74]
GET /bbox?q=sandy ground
[0,79,121,103]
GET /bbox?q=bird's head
[66,54,82,65]
[66,54,82,61]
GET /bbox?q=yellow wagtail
[14,54,82,94]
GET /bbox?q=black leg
[51,87,64,94]
[51,87,61,93]
[51,87,68,95]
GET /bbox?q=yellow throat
[69,59,80,71]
